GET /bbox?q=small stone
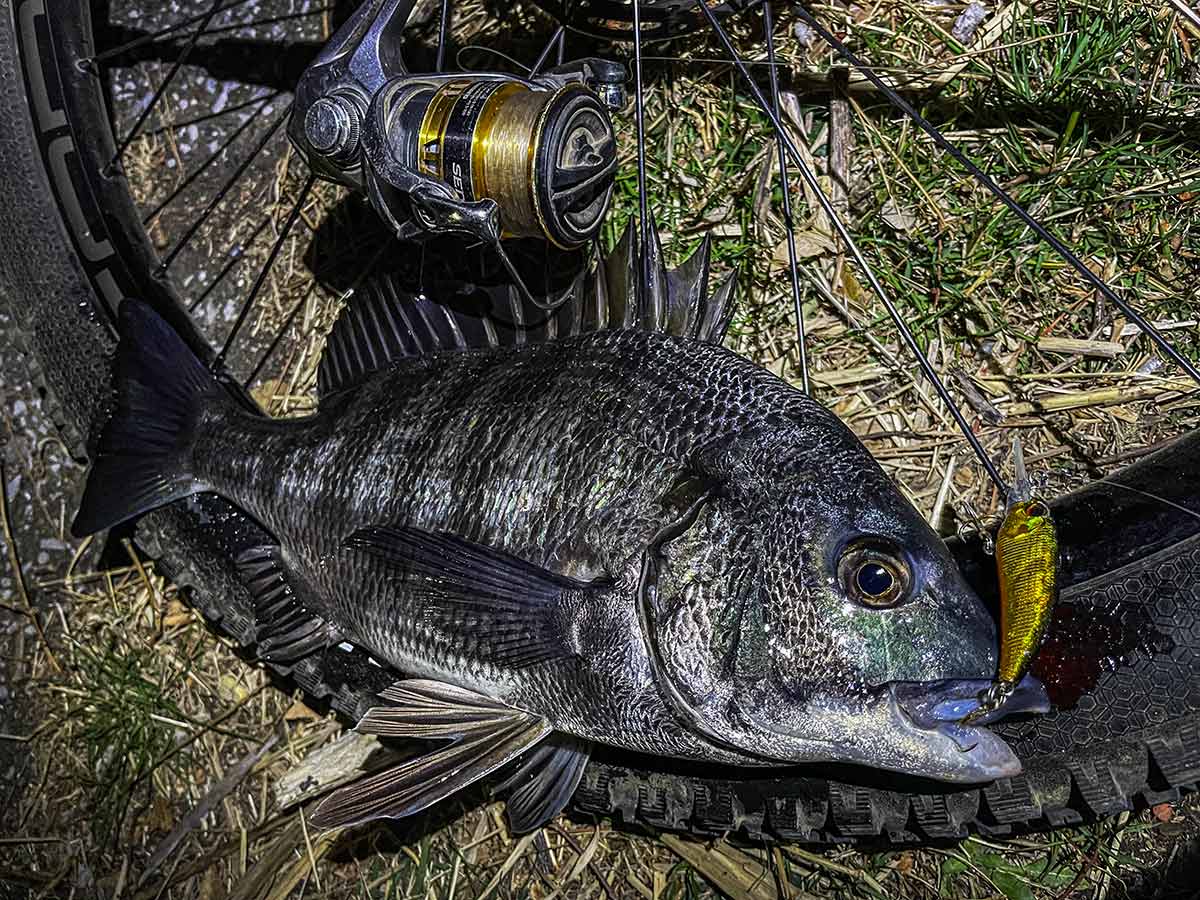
[793,21,815,47]
[952,2,989,43]
[1151,802,1174,823]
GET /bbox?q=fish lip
[891,675,1051,729]
[886,684,1025,782]
[736,686,1025,781]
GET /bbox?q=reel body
[384,76,615,248]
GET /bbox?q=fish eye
[837,540,912,608]
[857,562,895,596]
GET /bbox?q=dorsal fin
[316,220,738,399]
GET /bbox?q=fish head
[648,420,1041,782]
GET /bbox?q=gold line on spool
[470,81,527,205]
[476,88,546,240]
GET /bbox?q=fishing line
[455,44,532,74]
[631,0,652,307]
[695,2,1008,493]
[790,4,1200,387]
[1097,480,1200,523]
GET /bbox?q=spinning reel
[290,0,624,302]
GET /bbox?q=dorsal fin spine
[315,221,738,399]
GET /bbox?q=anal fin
[309,679,551,829]
[497,736,591,833]
[236,544,340,663]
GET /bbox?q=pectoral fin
[309,679,551,829]
[344,526,604,667]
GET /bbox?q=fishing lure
[968,437,1059,719]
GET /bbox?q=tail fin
[72,301,229,537]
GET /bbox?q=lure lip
[1007,434,1035,507]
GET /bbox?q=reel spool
[382,77,617,248]
[528,0,759,42]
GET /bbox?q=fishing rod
[788,4,1200,388]
[696,1,1009,493]
[763,0,811,396]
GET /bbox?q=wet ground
[0,304,92,843]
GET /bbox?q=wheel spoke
[159,104,292,271]
[108,0,228,170]
[697,2,1007,492]
[142,91,280,226]
[191,6,336,41]
[790,4,1200,387]
[216,174,317,367]
[243,282,317,389]
[88,0,259,66]
[142,90,281,140]
[245,242,392,388]
[761,0,809,396]
[436,0,452,72]
[630,0,651,303]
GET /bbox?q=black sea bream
[75,234,1046,831]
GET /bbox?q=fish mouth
[731,677,1047,783]
[892,675,1051,729]
[882,675,1050,781]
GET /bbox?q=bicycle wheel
[2,0,1197,850]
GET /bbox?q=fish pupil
[857,563,893,596]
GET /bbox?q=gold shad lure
[970,438,1059,718]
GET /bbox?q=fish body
[182,326,997,758]
[75,253,1046,830]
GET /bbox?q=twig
[1168,0,1200,36]
[298,808,322,892]
[130,811,293,900]
[828,66,853,220]
[0,457,61,672]
[1095,811,1131,900]
[951,366,1005,424]
[137,731,279,886]
[548,824,618,900]
[930,455,958,528]
[783,844,888,897]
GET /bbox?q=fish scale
[199,333,783,724]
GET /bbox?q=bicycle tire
[1,0,1197,845]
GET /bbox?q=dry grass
[3,0,1200,896]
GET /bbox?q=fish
[73,226,1047,833]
